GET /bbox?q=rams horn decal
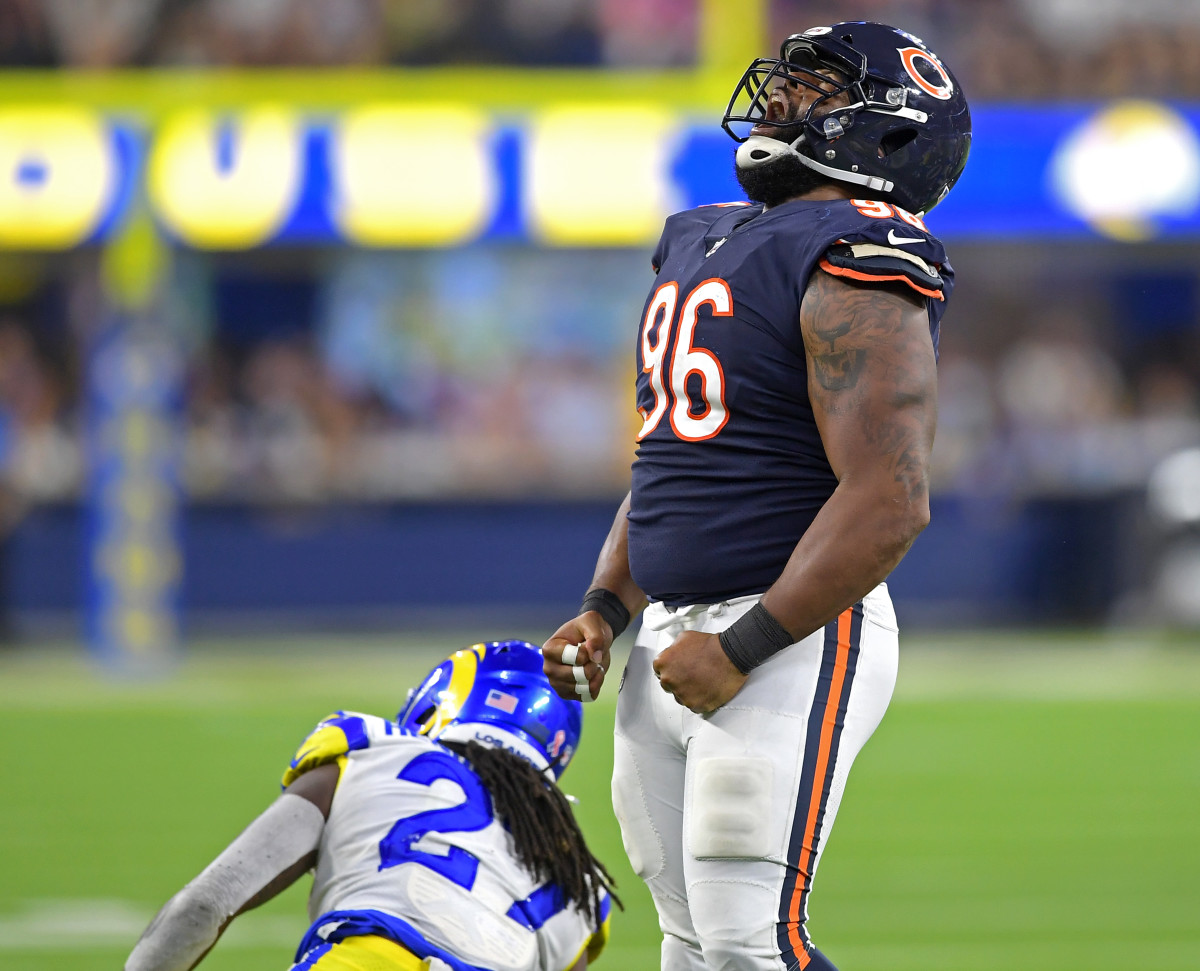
[898,47,954,100]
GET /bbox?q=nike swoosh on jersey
[887,229,925,245]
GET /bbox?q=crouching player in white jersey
[126,640,618,971]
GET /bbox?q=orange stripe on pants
[786,607,853,967]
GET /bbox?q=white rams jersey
[306,732,607,971]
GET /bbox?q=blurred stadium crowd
[0,0,1199,98]
[0,0,1198,511]
[0,248,646,505]
[0,0,696,69]
[2,249,1197,507]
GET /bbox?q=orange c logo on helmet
[898,47,954,100]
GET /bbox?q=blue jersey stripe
[775,602,864,967]
[294,909,496,971]
[505,882,566,930]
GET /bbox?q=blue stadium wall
[4,493,1140,633]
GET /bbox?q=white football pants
[612,585,899,971]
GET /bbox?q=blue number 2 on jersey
[377,750,493,888]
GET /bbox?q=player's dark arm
[588,491,648,621]
[125,764,339,971]
[761,268,936,637]
[544,492,647,701]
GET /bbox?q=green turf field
[1,629,1198,970]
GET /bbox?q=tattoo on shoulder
[808,316,865,391]
[801,270,923,393]
[800,268,936,503]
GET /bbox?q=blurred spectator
[284,0,386,67]
[1135,361,1200,423]
[238,337,347,500]
[40,0,165,68]
[167,0,388,68]
[597,0,696,67]
[379,0,468,65]
[3,0,1200,91]
[993,315,1127,491]
[1016,0,1200,51]
[0,317,79,502]
[0,0,54,66]
[772,0,1200,101]
[182,344,239,497]
[928,349,997,491]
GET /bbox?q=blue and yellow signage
[0,106,131,248]
[3,101,1200,248]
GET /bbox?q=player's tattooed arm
[805,314,866,392]
[760,269,937,639]
[803,270,935,504]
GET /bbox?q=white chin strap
[735,134,894,195]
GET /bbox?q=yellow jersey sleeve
[281,711,399,788]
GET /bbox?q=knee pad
[662,932,709,971]
[688,880,782,971]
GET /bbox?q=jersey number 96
[638,278,732,443]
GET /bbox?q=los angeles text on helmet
[396,641,584,781]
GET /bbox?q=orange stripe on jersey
[786,608,854,965]
[818,258,945,301]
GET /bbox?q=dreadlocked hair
[441,740,621,927]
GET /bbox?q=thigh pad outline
[687,757,774,860]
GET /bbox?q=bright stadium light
[1049,100,1200,240]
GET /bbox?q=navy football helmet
[396,640,583,780]
[723,21,971,215]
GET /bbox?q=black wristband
[580,588,631,640]
[718,602,795,675]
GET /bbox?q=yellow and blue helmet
[397,640,583,780]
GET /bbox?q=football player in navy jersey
[543,22,970,971]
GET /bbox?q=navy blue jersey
[626,197,954,606]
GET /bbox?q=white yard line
[0,899,302,950]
